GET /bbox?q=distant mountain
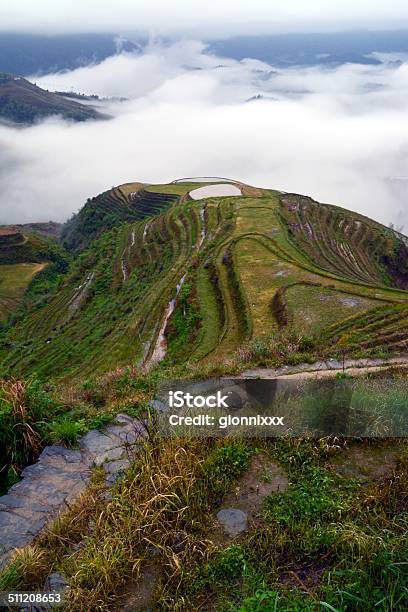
[208,30,408,67]
[0,33,141,75]
[9,222,62,240]
[0,73,107,124]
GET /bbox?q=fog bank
[1,41,407,231]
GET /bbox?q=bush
[46,418,86,445]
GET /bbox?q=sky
[1,40,408,229]
[1,0,408,36]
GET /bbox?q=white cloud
[1,41,408,230]
[1,0,408,35]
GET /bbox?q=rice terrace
[0,177,407,610]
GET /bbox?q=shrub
[46,417,86,445]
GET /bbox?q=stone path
[237,355,408,381]
[0,414,147,569]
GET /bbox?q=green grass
[0,181,407,383]
[173,438,408,611]
[0,263,46,321]
[191,265,224,359]
[286,285,377,337]
[0,378,59,493]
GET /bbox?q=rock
[79,430,123,466]
[104,459,131,475]
[148,399,167,413]
[17,572,70,612]
[116,413,137,425]
[103,458,131,485]
[36,445,83,465]
[100,491,113,503]
[44,571,69,594]
[216,508,248,537]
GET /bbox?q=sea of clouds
[1,40,408,228]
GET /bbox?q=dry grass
[0,435,246,610]
[1,379,42,457]
[66,437,213,610]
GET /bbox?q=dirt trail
[147,274,187,367]
[68,272,94,315]
[143,220,151,243]
[212,453,288,545]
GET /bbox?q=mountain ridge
[0,72,107,124]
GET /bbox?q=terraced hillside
[61,184,179,252]
[0,227,69,322]
[0,179,407,380]
[280,193,408,288]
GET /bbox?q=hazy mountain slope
[207,30,408,66]
[0,73,106,124]
[0,33,141,75]
[7,221,62,241]
[0,179,406,380]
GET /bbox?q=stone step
[0,413,145,569]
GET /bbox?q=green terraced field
[0,227,69,324]
[0,179,407,380]
[0,262,46,321]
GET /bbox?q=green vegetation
[0,366,154,494]
[2,434,406,611]
[0,263,46,322]
[0,228,70,324]
[1,180,407,381]
[165,282,202,364]
[61,185,179,252]
[0,179,407,610]
[0,378,58,492]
